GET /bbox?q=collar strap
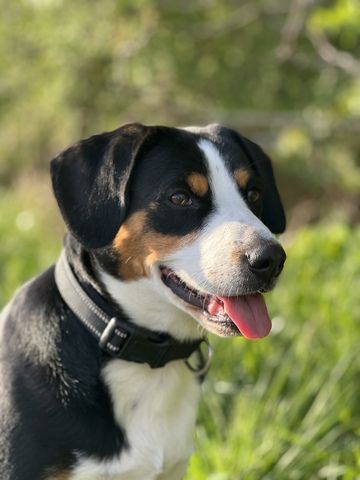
[55,251,204,369]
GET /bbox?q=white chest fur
[71,359,201,480]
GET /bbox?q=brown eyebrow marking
[186,172,209,197]
[234,168,250,189]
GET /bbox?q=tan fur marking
[234,168,250,189]
[113,211,195,280]
[186,172,209,197]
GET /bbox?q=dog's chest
[71,360,201,480]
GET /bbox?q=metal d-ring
[185,337,213,376]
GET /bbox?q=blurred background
[0,0,359,478]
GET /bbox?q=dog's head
[51,123,286,339]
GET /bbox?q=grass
[0,182,359,479]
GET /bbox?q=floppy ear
[50,123,151,249]
[205,125,286,234]
[240,137,286,234]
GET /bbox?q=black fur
[0,123,285,479]
[51,123,152,249]
[197,124,286,234]
[125,128,213,237]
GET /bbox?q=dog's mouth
[160,267,272,339]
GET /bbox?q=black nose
[246,243,286,281]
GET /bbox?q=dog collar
[55,251,210,372]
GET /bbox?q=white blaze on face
[165,139,275,296]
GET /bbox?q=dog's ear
[50,123,151,249]
[241,137,286,234]
[206,125,286,234]
[220,126,285,234]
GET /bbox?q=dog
[0,123,286,480]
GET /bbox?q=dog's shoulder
[0,267,62,479]
[0,267,126,479]
[0,266,60,361]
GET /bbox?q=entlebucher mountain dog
[0,123,286,480]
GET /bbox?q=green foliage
[0,178,62,306]
[0,0,359,224]
[186,224,360,479]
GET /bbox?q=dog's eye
[170,191,193,207]
[247,188,261,203]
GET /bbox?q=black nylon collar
[55,251,204,369]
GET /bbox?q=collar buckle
[99,317,128,355]
[98,316,175,368]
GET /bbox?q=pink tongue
[219,293,272,339]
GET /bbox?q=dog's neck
[64,235,202,343]
[99,270,202,343]
[64,235,105,295]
